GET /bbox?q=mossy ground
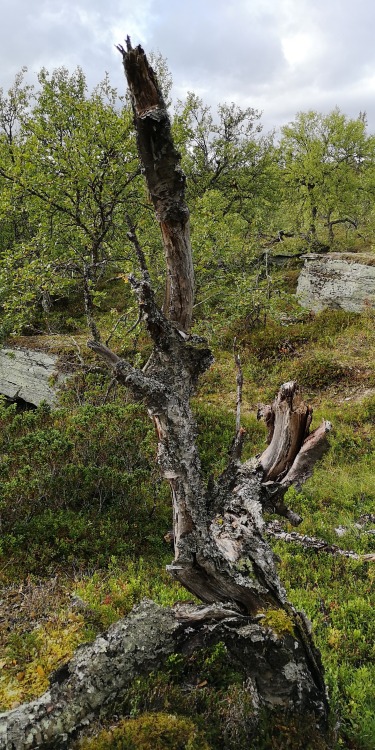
[77,712,211,750]
[0,290,374,748]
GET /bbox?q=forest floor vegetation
[0,289,374,748]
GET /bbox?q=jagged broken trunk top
[123,41,194,332]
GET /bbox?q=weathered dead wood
[117,38,194,332]
[0,600,328,750]
[266,520,375,560]
[249,383,331,526]
[257,381,331,484]
[87,40,330,728]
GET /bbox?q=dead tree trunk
[122,39,194,331]
[90,38,331,727]
[0,41,332,749]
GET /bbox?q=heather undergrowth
[0,304,374,748]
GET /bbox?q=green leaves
[0,66,142,335]
[279,109,375,247]
[173,91,278,226]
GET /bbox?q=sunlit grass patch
[74,557,196,633]
[0,610,85,710]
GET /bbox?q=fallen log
[0,599,328,749]
[266,520,375,561]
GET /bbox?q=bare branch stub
[249,382,331,525]
[256,381,330,492]
[258,382,313,481]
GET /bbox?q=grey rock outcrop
[0,347,66,406]
[297,253,375,312]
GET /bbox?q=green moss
[262,609,295,638]
[0,612,85,710]
[77,712,211,750]
[235,558,255,576]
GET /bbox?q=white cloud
[1,0,375,133]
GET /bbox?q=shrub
[0,400,170,575]
[290,353,348,390]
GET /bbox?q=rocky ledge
[0,347,66,407]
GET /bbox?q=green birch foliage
[173,92,280,229]
[171,94,282,335]
[279,109,375,247]
[0,68,142,335]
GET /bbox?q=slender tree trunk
[82,262,101,342]
[327,210,335,246]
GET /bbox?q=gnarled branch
[266,520,375,561]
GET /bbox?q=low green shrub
[289,353,349,390]
[0,400,170,577]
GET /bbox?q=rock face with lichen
[0,347,66,406]
[297,253,375,312]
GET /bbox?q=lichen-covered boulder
[0,347,66,406]
[297,253,375,312]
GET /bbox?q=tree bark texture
[119,39,194,332]
[0,600,328,750]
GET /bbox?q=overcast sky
[2,0,375,134]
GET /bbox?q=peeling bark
[118,39,194,332]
